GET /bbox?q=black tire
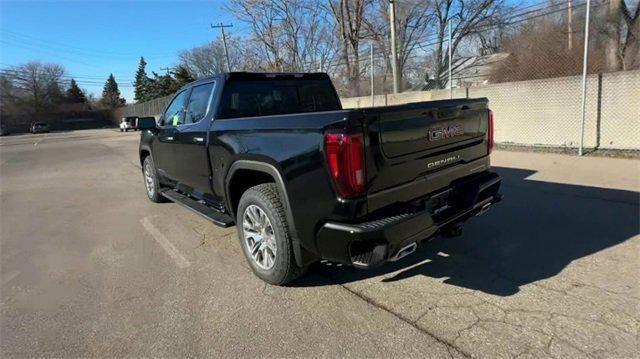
[120,129,124,132]
[142,156,167,203]
[237,183,306,285]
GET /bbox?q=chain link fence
[345,0,639,153]
[122,94,172,119]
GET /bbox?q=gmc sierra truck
[138,72,502,285]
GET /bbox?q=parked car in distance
[138,72,502,285]
[30,122,50,134]
[120,116,138,132]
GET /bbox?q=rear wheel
[237,183,305,285]
[142,156,167,203]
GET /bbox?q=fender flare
[139,145,153,168]
[225,160,305,267]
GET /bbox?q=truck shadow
[295,166,639,296]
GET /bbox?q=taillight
[488,109,494,154]
[324,132,366,198]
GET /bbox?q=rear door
[171,81,217,199]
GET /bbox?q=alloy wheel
[242,205,277,270]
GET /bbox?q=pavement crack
[452,316,480,344]
[320,273,472,358]
[192,228,207,248]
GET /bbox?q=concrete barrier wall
[342,70,639,150]
[598,71,640,149]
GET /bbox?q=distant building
[416,52,510,91]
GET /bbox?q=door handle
[193,137,204,143]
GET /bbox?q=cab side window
[184,82,214,124]
[161,90,189,127]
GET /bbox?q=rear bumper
[315,171,502,267]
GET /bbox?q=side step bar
[160,189,234,228]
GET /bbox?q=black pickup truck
[138,72,501,285]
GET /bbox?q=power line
[322,0,602,69]
[0,29,177,59]
[0,63,132,80]
[0,0,606,88]
[0,68,133,82]
[340,0,593,64]
[0,69,134,88]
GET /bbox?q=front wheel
[237,183,305,285]
[142,156,167,203]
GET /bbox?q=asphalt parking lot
[1,129,638,358]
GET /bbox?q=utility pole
[389,0,400,93]
[211,23,233,72]
[579,0,591,156]
[160,67,172,75]
[567,0,573,51]
[370,43,375,106]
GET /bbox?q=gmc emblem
[428,124,464,141]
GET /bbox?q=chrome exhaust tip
[476,202,492,216]
[389,242,417,262]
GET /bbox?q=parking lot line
[140,216,191,269]
[1,270,20,287]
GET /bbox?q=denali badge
[428,124,464,141]
[427,155,461,169]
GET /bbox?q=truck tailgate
[361,98,491,212]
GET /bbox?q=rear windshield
[218,79,341,119]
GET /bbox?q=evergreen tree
[133,56,150,102]
[147,71,178,98]
[66,79,86,103]
[101,74,125,108]
[172,65,195,89]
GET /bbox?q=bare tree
[179,34,245,77]
[622,1,640,69]
[3,62,66,113]
[603,0,639,71]
[422,0,506,89]
[364,0,433,91]
[489,17,605,83]
[0,75,19,118]
[228,0,338,72]
[327,0,371,96]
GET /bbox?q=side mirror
[137,117,157,130]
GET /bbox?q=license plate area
[429,188,453,215]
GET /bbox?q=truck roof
[180,72,331,91]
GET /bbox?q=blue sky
[0,0,239,101]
